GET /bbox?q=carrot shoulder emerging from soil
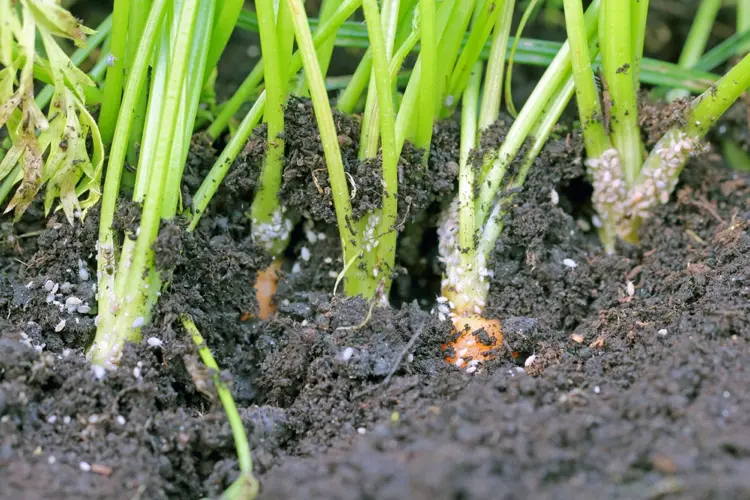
[253,258,282,320]
[443,315,503,371]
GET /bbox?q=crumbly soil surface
[3,101,750,497]
[3,2,750,490]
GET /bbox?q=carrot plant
[562,0,750,252]
[4,0,746,376]
[89,0,229,366]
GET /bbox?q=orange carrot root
[253,259,281,320]
[444,315,503,369]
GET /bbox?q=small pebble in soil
[44,280,55,291]
[658,328,668,336]
[116,415,126,426]
[627,281,635,296]
[54,319,66,332]
[563,258,578,268]
[48,456,56,465]
[301,247,311,261]
[594,386,601,394]
[79,461,91,472]
[357,427,366,435]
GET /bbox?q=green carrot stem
[362,0,399,293]
[115,0,201,335]
[686,53,750,138]
[394,0,458,152]
[190,95,267,231]
[475,0,599,227]
[359,0,401,159]
[444,0,501,116]
[433,0,475,112]
[133,26,169,201]
[630,0,648,92]
[458,61,482,271]
[478,0,514,131]
[679,0,721,69]
[125,0,151,166]
[668,0,719,100]
[336,49,373,113]
[91,0,176,366]
[563,0,610,158]
[180,315,259,500]
[286,0,359,278]
[479,75,575,263]
[206,0,363,141]
[94,0,168,360]
[293,0,341,96]
[599,0,642,185]
[414,0,436,154]
[250,0,289,255]
[98,0,130,146]
[163,0,216,219]
[504,0,539,117]
[205,0,245,85]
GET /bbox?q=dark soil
[3,110,750,497]
[3,2,750,498]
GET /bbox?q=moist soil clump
[2,107,750,500]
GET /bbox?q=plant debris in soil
[2,101,750,500]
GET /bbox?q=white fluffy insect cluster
[363,215,380,253]
[630,129,701,218]
[435,200,493,320]
[587,130,702,226]
[586,148,628,222]
[252,206,292,251]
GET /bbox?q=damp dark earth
[2,95,749,498]
[3,1,750,499]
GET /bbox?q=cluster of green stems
[4,0,750,494]
[563,0,750,252]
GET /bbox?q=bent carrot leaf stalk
[180,315,259,500]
